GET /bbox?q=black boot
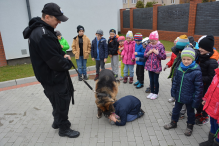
[213,139,219,146]
[200,132,215,146]
[164,121,177,130]
[83,74,88,80]
[184,124,193,136]
[78,75,82,81]
[59,128,80,138]
[52,122,59,129]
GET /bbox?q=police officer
[23,3,79,138]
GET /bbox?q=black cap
[77,25,85,33]
[199,35,214,53]
[42,3,68,22]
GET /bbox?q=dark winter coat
[108,35,119,55]
[198,50,219,95]
[114,95,141,126]
[171,64,203,108]
[91,37,108,60]
[22,17,74,103]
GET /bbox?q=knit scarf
[180,61,196,71]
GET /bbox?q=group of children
[55,27,219,145]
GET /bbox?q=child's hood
[210,50,219,61]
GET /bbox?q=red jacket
[166,52,177,67]
[203,68,219,123]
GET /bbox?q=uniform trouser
[111,55,119,75]
[136,64,144,84]
[43,84,71,130]
[210,117,219,142]
[96,60,105,75]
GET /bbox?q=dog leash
[67,58,108,97]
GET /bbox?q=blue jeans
[76,56,87,76]
[148,71,159,94]
[210,117,219,142]
[124,64,134,77]
[172,102,195,125]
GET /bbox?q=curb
[0,53,171,89]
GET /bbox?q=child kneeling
[164,46,203,136]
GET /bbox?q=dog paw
[97,115,102,119]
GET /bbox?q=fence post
[0,32,7,67]
[188,0,202,36]
[120,9,125,33]
[152,4,162,31]
[129,8,136,31]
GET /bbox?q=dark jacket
[91,37,108,60]
[108,35,119,55]
[171,64,203,108]
[23,17,74,103]
[198,50,219,94]
[114,95,141,126]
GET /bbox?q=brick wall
[0,32,7,67]
[120,0,219,50]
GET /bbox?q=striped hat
[126,31,133,39]
[176,35,190,50]
[181,46,196,61]
[134,33,143,41]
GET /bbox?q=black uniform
[23,17,74,130]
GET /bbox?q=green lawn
[0,55,111,82]
[0,35,174,82]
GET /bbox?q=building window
[123,0,127,3]
[132,0,137,4]
[171,0,175,3]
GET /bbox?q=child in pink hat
[144,30,166,100]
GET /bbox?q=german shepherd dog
[95,69,120,118]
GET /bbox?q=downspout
[26,0,31,20]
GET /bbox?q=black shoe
[164,121,177,130]
[184,124,193,136]
[199,132,214,146]
[52,122,59,129]
[145,87,151,93]
[78,76,82,81]
[83,75,88,80]
[137,109,145,118]
[59,128,80,138]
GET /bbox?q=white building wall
[0,0,123,60]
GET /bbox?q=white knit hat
[126,31,133,39]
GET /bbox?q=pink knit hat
[117,36,125,42]
[149,30,159,41]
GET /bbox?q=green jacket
[59,37,70,53]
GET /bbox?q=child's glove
[131,59,135,62]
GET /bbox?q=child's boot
[213,139,219,146]
[164,121,177,130]
[134,80,139,86]
[145,87,151,93]
[129,77,133,84]
[199,132,214,146]
[123,76,128,83]
[78,75,82,81]
[94,74,99,81]
[184,124,193,136]
[136,83,144,89]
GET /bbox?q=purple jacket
[121,40,136,65]
[144,41,166,72]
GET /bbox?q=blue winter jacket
[171,64,203,108]
[135,43,146,66]
[91,37,108,60]
[114,95,141,126]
